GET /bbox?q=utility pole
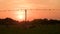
[25,9,27,22]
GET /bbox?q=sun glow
[17,15,25,20]
[14,10,25,21]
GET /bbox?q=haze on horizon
[0,0,60,21]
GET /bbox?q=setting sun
[14,10,25,21]
[17,15,25,20]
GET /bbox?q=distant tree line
[31,18,60,25]
[0,18,60,28]
[0,18,60,25]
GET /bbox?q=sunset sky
[0,0,60,21]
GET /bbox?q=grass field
[0,24,60,34]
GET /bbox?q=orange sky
[0,0,60,9]
[0,0,60,21]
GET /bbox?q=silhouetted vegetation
[0,18,60,25]
[31,18,60,25]
[0,18,60,34]
[0,18,60,28]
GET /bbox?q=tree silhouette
[0,18,20,28]
[0,18,60,28]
